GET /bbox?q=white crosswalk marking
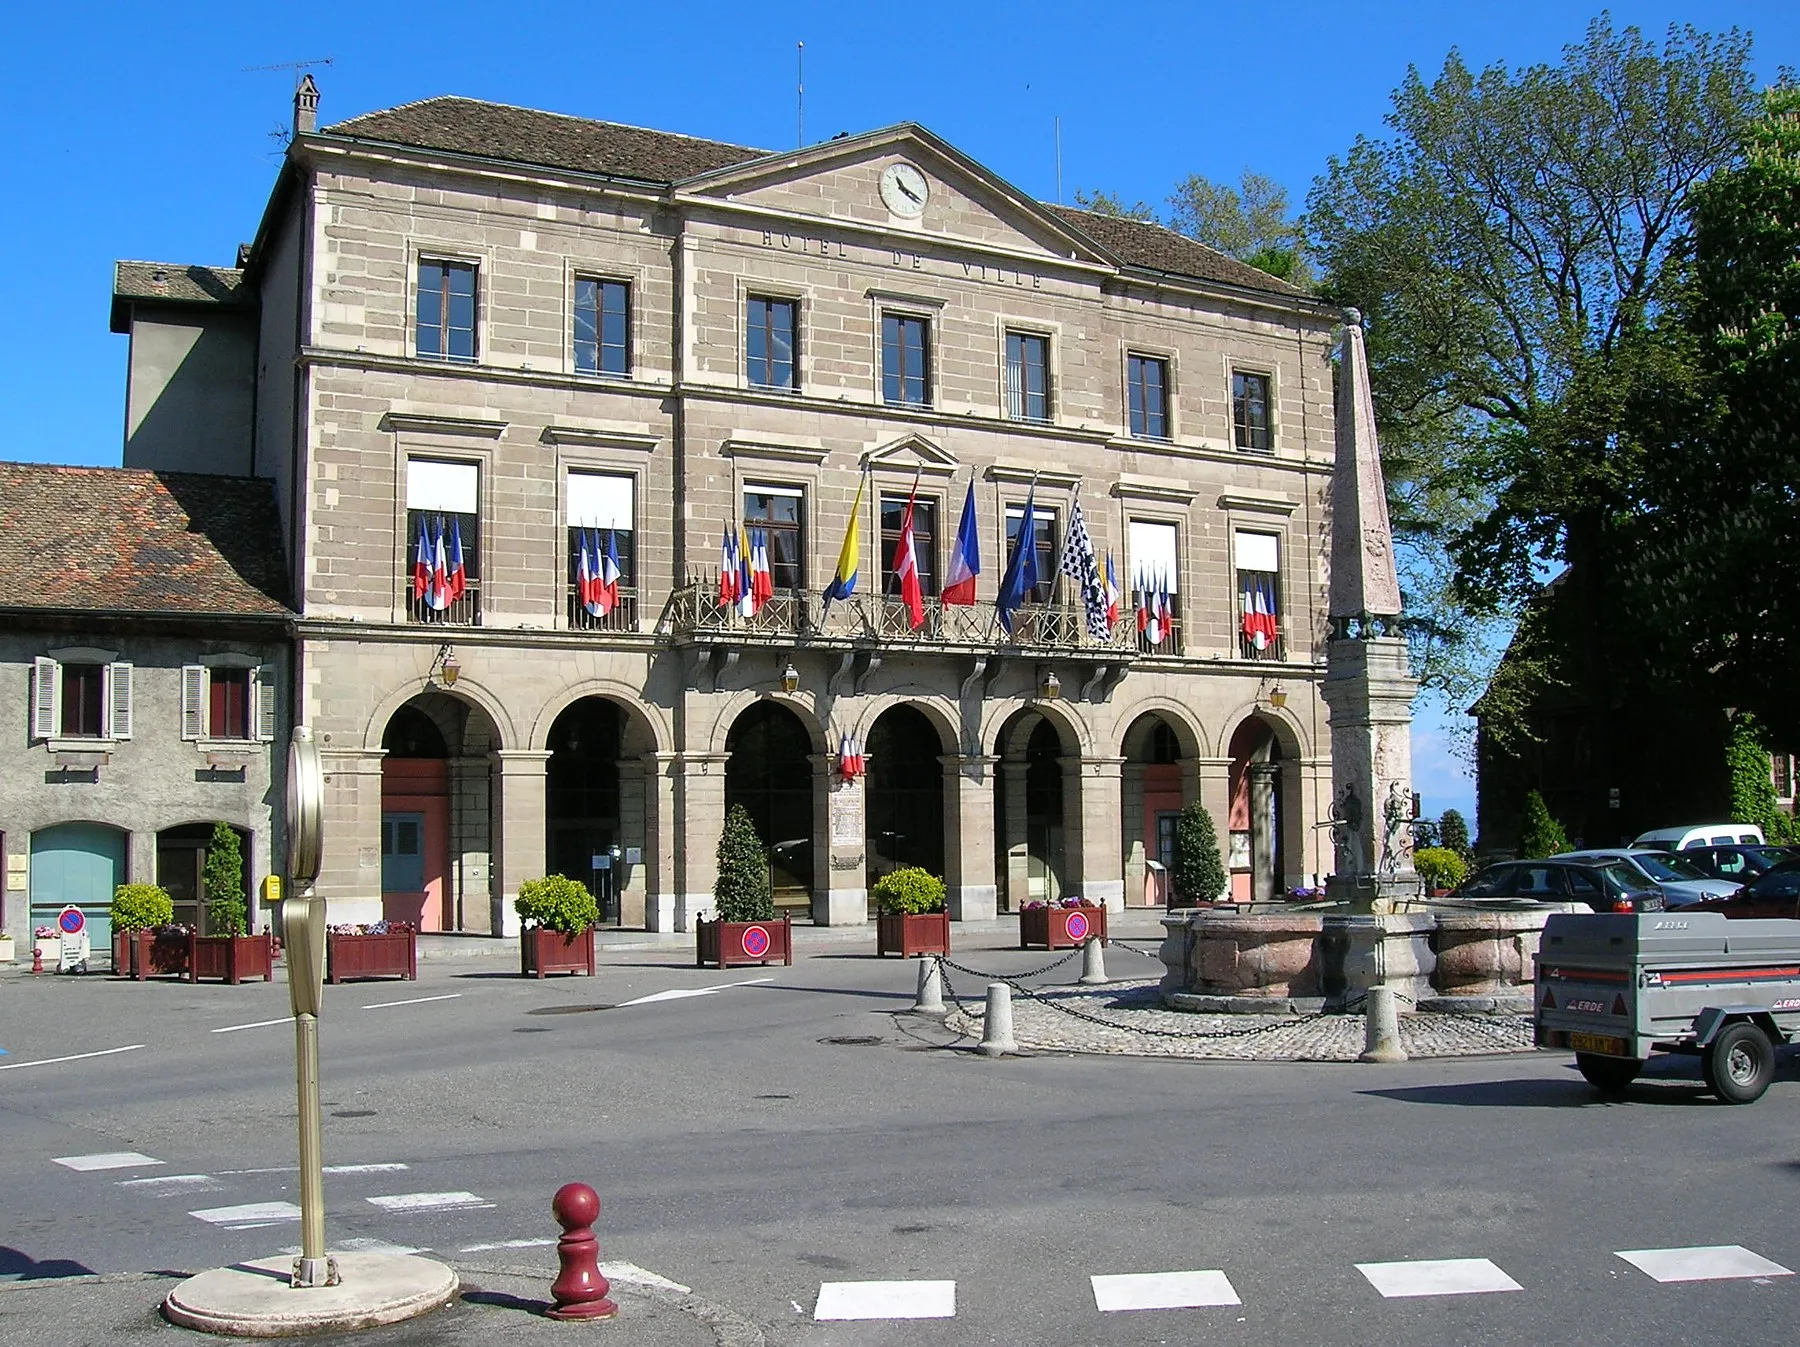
[1092,1270,1241,1311]
[814,1280,956,1321]
[280,1237,423,1256]
[1357,1258,1523,1298]
[190,1201,303,1229]
[118,1174,222,1193]
[53,1152,162,1172]
[366,1191,493,1213]
[1617,1246,1794,1283]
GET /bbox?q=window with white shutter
[181,665,206,740]
[255,665,278,741]
[32,656,59,741]
[108,663,133,740]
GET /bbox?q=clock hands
[897,177,923,204]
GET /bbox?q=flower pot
[1019,904,1108,950]
[328,929,418,983]
[876,910,950,958]
[0,934,14,964]
[696,915,793,969]
[113,929,192,979]
[522,926,597,978]
[187,932,275,985]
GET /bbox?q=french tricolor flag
[597,528,622,617]
[941,481,980,606]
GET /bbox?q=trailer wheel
[1575,1054,1641,1093]
[1704,1022,1775,1104]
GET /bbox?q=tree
[1517,790,1570,859]
[1070,187,1156,221]
[1172,802,1228,905]
[203,823,247,936]
[1725,714,1795,845]
[713,804,773,922]
[1439,808,1473,862]
[1167,171,1311,285]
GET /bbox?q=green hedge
[1413,847,1469,893]
[515,875,599,934]
[714,804,774,922]
[871,867,947,916]
[111,883,174,933]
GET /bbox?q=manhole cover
[819,1035,885,1047]
[526,1005,613,1016]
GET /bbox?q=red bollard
[31,944,44,975]
[546,1182,617,1321]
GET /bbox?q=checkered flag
[1057,499,1110,641]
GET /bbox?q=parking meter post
[282,727,335,1288]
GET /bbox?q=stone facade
[116,93,1345,934]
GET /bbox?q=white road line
[602,1263,690,1294]
[362,993,462,1010]
[211,1016,295,1034]
[325,1163,410,1175]
[190,1201,303,1228]
[1357,1258,1523,1298]
[281,1238,423,1256]
[367,1191,493,1213]
[119,1174,223,1193]
[618,976,775,1007]
[1617,1246,1795,1283]
[1092,1270,1241,1311]
[53,1151,163,1171]
[814,1279,956,1321]
[1,1045,146,1072]
[460,1238,558,1253]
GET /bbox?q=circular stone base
[164,1252,458,1337]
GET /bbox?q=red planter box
[1019,905,1108,950]
[876,911,950,958]
[328,930,418,983]
[522,926,597,978]
[696,915,793,969]
[113,929,192,979]
[187,933,275,984]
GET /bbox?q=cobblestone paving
[940,976,1534,1062]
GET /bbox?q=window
[567,471,636,630]
[1127,354,1168,439]
[1005,331,1050,422]
[405,458,481,624]
[181,664,277,742]
[746,296,798,390]
[31,655,132,742]
[1003,503,1058,604]
[1233,370,1272,452]
[882,313,931,408]
[1774,754,1795,803]
[1128,520,1181,651]
[1234,530,1283,660]
[743,486,805,590]
[574,277,630,376]
[416,259,477,361]
[881,493,937,596]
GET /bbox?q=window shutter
[108,663,133,740]
[255,665,278,741]
[181,665,206,740]
[32,656,59,740]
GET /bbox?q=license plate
[1569,1032,1627,1055]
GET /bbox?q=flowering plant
[1287,885,1324,901]
[1059,896,1098,908]
[35,925,57,938]
[328,920,416,936]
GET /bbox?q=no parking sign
[56,906,90,971]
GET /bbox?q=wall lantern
[780,659,801,695]
[435,643,461,687]
[1269,683,1288,710]
[1037,668,1062,701]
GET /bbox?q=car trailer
[1534,911,1800,1104]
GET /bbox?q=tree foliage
[1167,171,1312,284]
[1070,187,1156,221]
[713,803,774,922]
[1439,808,1473,861]
[204,823,247,936]
[515,874,599,933]
[1517,790,1571,859]
[1172,802,1228,905]
[1725,713,1796,844]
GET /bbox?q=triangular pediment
[676,125,1111,270]
[864,433,959,476]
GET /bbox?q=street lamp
[434,643,461,687]
[780,659,800,695]
[1037,668,1061,701]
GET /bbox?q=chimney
[294,74,319,136]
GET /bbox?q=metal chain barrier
[938,948,1083,984]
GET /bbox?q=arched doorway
[994,711,1072,911]
[380,695,495,931]
[865,705,945,896]
[1121,715,1188,907]
[725,701,815,914]
[156,822,253,933]
[544,698,637,926]
[1227,717,1285,902]
[30,822,127,950]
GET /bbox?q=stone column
[941,754,999,922]
[1065,755,1126,911]
[1001,759,1029,911]
[673,752,729,930]
[446,754,492,932]
[319,748,385,927]
[813,755,867,926]
[1321,636,1419,910]
[1250,761,1279,903]
[1121,760,1147,909]
[490,749,552,938]
[641,751,679,931]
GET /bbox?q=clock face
[880,162,929,218]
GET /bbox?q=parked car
[1451,859,1665,912]
[1631,823,1766,851]
[1553,849,1740,906]
[1680,858,1800,921]
[1680,844,1798,883]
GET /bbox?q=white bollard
[912,957,948,1018]
[979,982,1017,1057]
[1359,984,1408,1063]
[1078,936,1108,985]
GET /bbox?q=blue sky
[6,2,1794,828]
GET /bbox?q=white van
[1630,823,1767,851]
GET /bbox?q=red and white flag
[894,483,924,630]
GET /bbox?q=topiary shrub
[871,867,947,916]
[1727,713,1796,844]
[204,823,248,936]
[1517,790,1570,859]
[515,875,600,934]
[1439,809,1473,862]
[714,804,774,922]
[111,883,174,933]
[1413,847,1469,893]
[1172,801,1228,905]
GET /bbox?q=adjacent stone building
[108,79,1343,933]
[0,465,291,952]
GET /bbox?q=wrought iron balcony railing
[566,584,640,632]
[403,578,481,627]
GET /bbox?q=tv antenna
[243,56,334,87]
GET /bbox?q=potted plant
[1019,895,1108,950]
[517,875,599,977]
[873,867,950,958]
[1414,846,1470,898]
[187,824,274,984]
[327,920,419,982]
[109,882,181,979]
[697,804,792,968]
